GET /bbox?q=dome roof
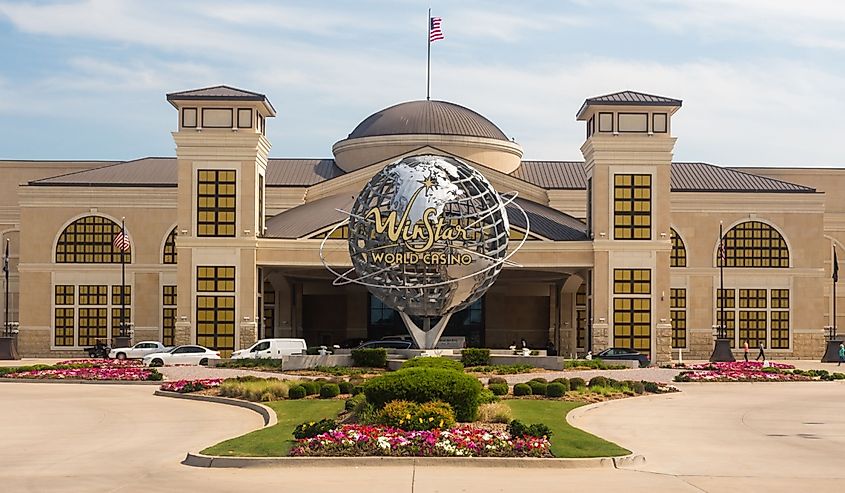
[348,100,508,141]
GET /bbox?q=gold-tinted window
[716,310,736,348]
[771,310,789,349]
[197,266,236,292]
[79,285,108,305]
[771,289,789,309]
[162,285,177,347]
[613,269,651,294]
[197,170,236,237]
[671,229,686,267]
[738,289,767,309]
[78,307,108,346]
[614,174,651,240]
[111,285,131,306]
[670,288,686,349]
[55,216,131,264]
[54,308,74,346]
[719,221,789,268]
[739,311,767,348]
[112,307,131,334]
[163,227,177,264]
[55,285,75,305]
[613,297,651,352]
[717,288,736,309]
[313,224,349,239]
[576,285,587,349]
[196,295,235,356]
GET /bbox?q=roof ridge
[166,84,265,98]
[28,159,131,184]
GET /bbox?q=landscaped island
[0,359,163,381]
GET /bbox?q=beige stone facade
[1,86,842,363]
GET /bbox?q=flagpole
[4,239,8,336]
[120,217,126,338]
[426,8,431,100]
[719,221,725,340]
[834,246,838,339]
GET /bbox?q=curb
[181,452,645,469]
[154,390,277,427]
[0,378,161,385]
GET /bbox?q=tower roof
[166,85,276,115]
[577,90,681,119]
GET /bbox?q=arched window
[670,228,686,267]
[163,227,177,264]
[56,216,131,263]
[718,221,788,268]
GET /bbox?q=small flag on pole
[718,230,726,265]
[113,231,131,252]
[2,239,8,275]
[429,16,444,42]
[834,249,839,283]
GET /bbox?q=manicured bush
[345,393,366,412]
[352,385,365,396]
[293,418,337,439]
[545,382,566,398]
[488,376,508,385]
[477,402,513,423]
[377,400,456,431]
[508,420,554,439]
[478,388,498,404]
[219,378,295,401]
[351,348,388,368]
[551,378,570,391]
[833,373,845,380]
[488,383,509,396]
[562,359,626,370]
[147,370,164,381]
[513,383,532,396]
[588,376,608,388]
[402,357,464,371]
[338,381,354,394]
[461,348,491,367]
[288,385,306,399]
[216,358,284,370]
[301,381,319,396]
[469,364,534,374]
[527,381,547,396]
[642,381,659,393]
[416,401,457,430]
[569,377,586,390]
[529,377,548,384]
[607,378,623,389]
[319,383,340,399]
[363,367,483,422]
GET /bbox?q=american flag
[113,231,131,252]
[2,239,8,275]
[834,249,839,283]
[429,16,444,42]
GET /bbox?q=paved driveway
[1,381,844,492]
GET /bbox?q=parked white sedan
[142,345,221,367]
[109,341,169,360]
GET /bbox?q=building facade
[1,86,842,362]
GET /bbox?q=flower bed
[290,424,552,458]
[674,361,812,382]
[160,378,223,393]
[56,359,144,367]
[5,366,159,381]
[685,361,794,371]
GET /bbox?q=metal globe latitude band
[319,155,530,349]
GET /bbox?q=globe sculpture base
[821,339,843,363]
[709,338,736,363]
[398,312,453,350]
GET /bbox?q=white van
[230,338,307,359]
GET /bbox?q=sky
[1,0,845,166]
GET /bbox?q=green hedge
[401,357,464,371]
[569,377,586,390]
[488,383,509,396]
[363,367,483,422]
[288,386,306,399]
[301,381,319,395]
[338,381,354,394]
[319,383,340,399]
[461,348,490,367]
[513,383,532,396]
[545,382,566,398]
[551,377,570,391]
[351,348,388,368]
[527,381,547,395]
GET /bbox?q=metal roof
[265,159,344,186]
[577,90,682,118]
[514,161,587,189]
[347,100,508,141]
[671,162,815,193]
[28,157,178,187]
[507,198,588,241]
[264,194,355,239]
[165,85,276,115]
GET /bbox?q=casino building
[1,86,843,362]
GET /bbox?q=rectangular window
[182,108,197,128]
[237,108,253,129]
[671,288,686,349]
[111,285,131,306]
[716,288,736,348]
[576,286,587,349]
[197,170,236,237]
[653,113,668,133]
[598,112,613,132]
[55,285,75,306]
[197,266,236,292]
[717,288,790,349]
[739,311,767,348]
[771,311,789,349]
[162,285,177,347]
[54,308,75,346]
[618,113,648,133]
[78,307,108,346]
[79,285,108,306]
[613,269,651,294]
[739,289,767,309]
[201,108,233,128]
[196,295,235,356]
[614,174,651,240]
[613,297,651,352]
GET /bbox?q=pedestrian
[743,341,749,363]
[838,343,844,367]
[755,342,766,362]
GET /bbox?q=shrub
[546,382,566,398]
[345,393,366,411]
[529,377,548,384]
[569,377,586,390]
[288,385,306,399]
[219,378,293,401]
[630,381,645,394]
[513,383,532,396]
[563,359,626,370]
[760,366,780,373]
[461,348,491,367]
[477,402,513,423]
[488,376,508,385]
[293,418,337,439]
[833,373,845,380]
[216,358,284,370]
[401,357,464,371]
[301,381,319,396]
[376,400,456,431]
[606,378,622,389]
[508,420,553,439]
[642,381,659,393]
[478,388,498,404]
[146,369,164,381]
[352,385,365,396]
[351,348,388,368]
[416,401,457,430]
[551,378,570,391]
[527,381,547,396]
[589,376,608,388]
[469,364,534,374]
[319,383,340,399]
[338,381,354,394]
[363,367,483,422]
[488,383,509,396]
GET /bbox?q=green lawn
[200,400,344,457]
[505,400,630,458]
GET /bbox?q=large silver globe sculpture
[347,155,510,320]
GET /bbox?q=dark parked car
[355,340,413,350]
[593,348,650,367]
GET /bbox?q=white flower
[377,436,391,450]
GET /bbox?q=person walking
[743,341,750,363]
[838,343,844,367]
[755,342,766,362]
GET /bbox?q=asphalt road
[1,381,843,492]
